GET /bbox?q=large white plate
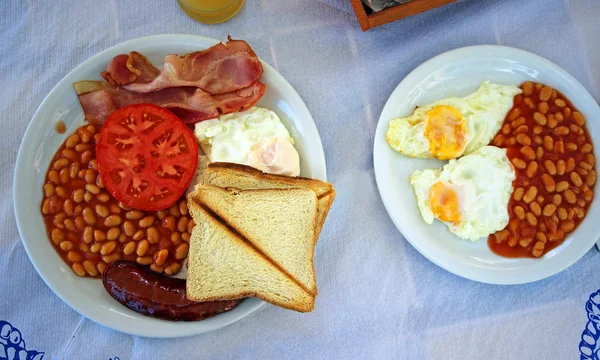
[373,45,600,284]
[13,34,327,337]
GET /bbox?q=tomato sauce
[488,82,596,258]
[41,124,192,277]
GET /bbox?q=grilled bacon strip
[101,37,263,95]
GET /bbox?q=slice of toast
[193,185,319,296]
[186,199,315,312]
[202,162,336,238]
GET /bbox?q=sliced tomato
[96,104,198,211]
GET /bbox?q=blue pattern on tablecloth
[2,0,600,358]
[0,321,43,360]
[580,290,600,359]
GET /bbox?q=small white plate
[13,34,327,337]
[373,45,600,284]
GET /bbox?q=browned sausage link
[102,260,241,321]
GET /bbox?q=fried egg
[193,107,300,176]
[386,81,522,160]
[410,146,516,241]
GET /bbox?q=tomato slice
[96,104,198,211]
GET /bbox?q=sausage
[102,260,241,321]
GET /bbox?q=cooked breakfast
[41,123,192,277]
[411,146,515,241]
[100,37,262,94]
[388,81,595,258]
[193,107,300,176]
[186,163,335,312]
[74,80,265,124]
[386,82,522,160]
[40,37,335,320]
[103,260,241,321]
[75,37,265,124]
[96,103,198,211]
[489,82,595,257]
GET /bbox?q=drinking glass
[178,0,245,24]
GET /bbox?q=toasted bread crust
[205,162,333,198]
[187,289,314,312]
[314,189,336,238]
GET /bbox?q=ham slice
[101,37,263,95]
[74,80,265,124]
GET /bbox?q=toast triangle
[185,199,315,312]
[193,185,319,295]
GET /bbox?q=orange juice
[178,0,245,24]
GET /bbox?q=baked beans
[490,82,596,258]
[41,124,192,277]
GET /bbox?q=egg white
[410,146,516,241]
[386,81,522,159]
[194,107,295,164]
[190,107,300,190]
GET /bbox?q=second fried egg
[410,146,516,241]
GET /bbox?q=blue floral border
[0,320,44,360]
[3,288,600,359]
[580,289,600,359]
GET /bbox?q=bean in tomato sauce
[41,124,193,277]
[489,82,596,258]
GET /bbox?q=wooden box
[350,0,457,31]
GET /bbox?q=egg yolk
[424,105,467,160]
[429,182,461,223]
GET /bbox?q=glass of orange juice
[178,0,245,24]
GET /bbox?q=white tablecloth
[2,0,600,359]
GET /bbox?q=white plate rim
[373,44,600,285]
[13,34,327,337]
